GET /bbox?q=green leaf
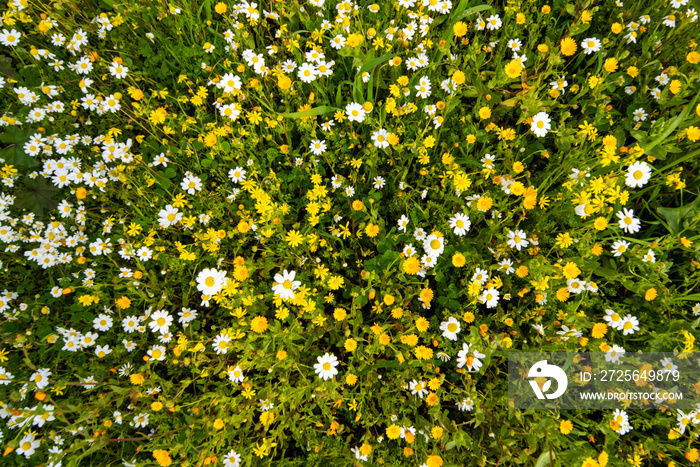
[643,93,700,154]
[534,451,556,467]
[568,23,590,36]
[0,126,38,167]
[278,106,340,118]
[358,52,400,75]
[14,177,60,216]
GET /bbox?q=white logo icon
[528,360,568,399]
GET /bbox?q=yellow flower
[581,457,599,467]
[478,106,491,120]
[559,419,573,434]
[504,60,521,79]
[451,70,465,85]
[538,44,549,53]
[149,107,167,125]
[131,88,144,100]
[645,288,657,301]
[153,450,172,467]
[686,449,699,463]
[562,261,581,279]
[593,217,608,231]
[285,229,303,247]
[415,317,429,332]
[251,316,268,333]
[452,252,466,267]
[344,338,357,352]
[426,392,439,406]
[414,345,433,360]
[681,236,693,247]
[115,296,131,309]
[603,58,618,73]
[277,74,292,90]
[580,10,592,23]
[591,243,603,256]
[611,23,622,34]
[213,418,224,430]
[130,373,145,385]
[669,80,682,94]
[453,21,467,37]
[627,66,639,78]
[333,308,347,321]
[151,402,163,411]
[688,51,700,64]
[561,37,577,56]
[419,288,434,305]
[215,2,227,14]
[346,373,358,385]
[402,257,421,275]
[476,196,493,212]
[687,126,700,142]
[556,288,570,302]
[591,323,608,339]
[347,33,364,47]
[516,13,526,24]
[365,223,379,238]
[426,455,443,467]
[387,424,401,439]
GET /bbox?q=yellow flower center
[323,362,331,371]
[152,349,162,359]
[634,170,643,180]
[430,239,441,250]
[283,280,292,289]
[205,277,215,287]
[447,323,458,332]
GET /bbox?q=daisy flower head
[228,167,246,183]
[633,108,647,122]
[625,161,651,188]
[507,230,529,251]
[371,128,390,148]
[605,344,625,364]
[409,379,428,399]
[449,213,471,236]
[440,316,461,341]
[272,269,300,301]
[148,309,173,334]
[423,233,445,257]
[373,176,385,189]
[157,204,182,228]
[479,287,500,308]
[397,214,410,232]
[616,208,641,234]
[345,102,366,122]
[314,353,339,380]
[620,315,639,335]
[531,112,551,137]
[456,343,485,371]
[223,450,242,467]
[227,365,245,383]
[196,268,227,296]
[581,37,602,54]
[309,139,327,155]
[611,240,630,257]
